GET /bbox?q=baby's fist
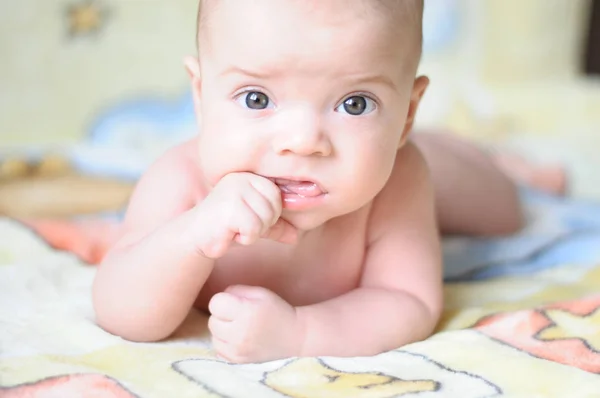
[194,173,297,258]
[208,285,303,363]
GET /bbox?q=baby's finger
[234,207,263,245]
[234,233,255,246]
[248,176,282,216]
[208,292,244,321]
[225,284,273,301]
[241,187,277,230]
[208,316,239,343]
[264,218,298,245]
[212,336,247,364]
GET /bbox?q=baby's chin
[281,210,330,234]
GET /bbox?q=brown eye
[244,91,270,110]
[343,96,366,115]
[337,95,376,116]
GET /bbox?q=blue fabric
[443,189,600,281]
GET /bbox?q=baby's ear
[184,55,201,80]
[399,75,429,148]
[183,56,203,122]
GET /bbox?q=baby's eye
[336,95,376,116]
[236,91,273,110]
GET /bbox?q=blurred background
[0,0,599,217]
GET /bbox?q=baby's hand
[194,172,297,258]
[208,285,303,363]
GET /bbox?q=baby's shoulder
[141,138,202,191]
[380,141,430,197]
[366,141,433,237]
[112,138,203,248]
[155,138,200,173]
[123,138,204,221]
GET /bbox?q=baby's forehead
[198,0,423,17]
[196,0,423,50]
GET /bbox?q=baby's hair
[370,0,425,66]
[195,0,424,57]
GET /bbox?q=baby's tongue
[277,180,323,197]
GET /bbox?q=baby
[92,0,562,363]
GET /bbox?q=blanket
[443,189,600,280]
[2,190,600,397]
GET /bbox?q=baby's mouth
[270,178,325,198]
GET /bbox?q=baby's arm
[92,143,215,342]
[93,141,295,343]
[296,143,442,356]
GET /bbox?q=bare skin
[92,0,534,363]
[491,151,568,196]
[93,133,526,362]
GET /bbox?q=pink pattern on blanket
[23,218,121,265]
[3,374,137,398]
[475,295,600,373]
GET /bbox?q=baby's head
[186,0,428,230]
[195,0,423,73]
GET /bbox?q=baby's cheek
[361,150,396,194]
[198,133,255,186]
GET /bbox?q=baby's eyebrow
[220,65,398,92]
[346,74,398,92]
[219,65,278,80]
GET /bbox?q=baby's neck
[290,222,327,245]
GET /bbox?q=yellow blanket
[2,218,600,397]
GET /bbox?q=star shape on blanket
[173,350,502,397]
[263,358,439,397]
[536,308,600,352]
[173,356,442,398]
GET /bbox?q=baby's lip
[268,177,326,197]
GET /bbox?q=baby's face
[193,0,425,230]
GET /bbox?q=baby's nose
[271,106,332,157]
